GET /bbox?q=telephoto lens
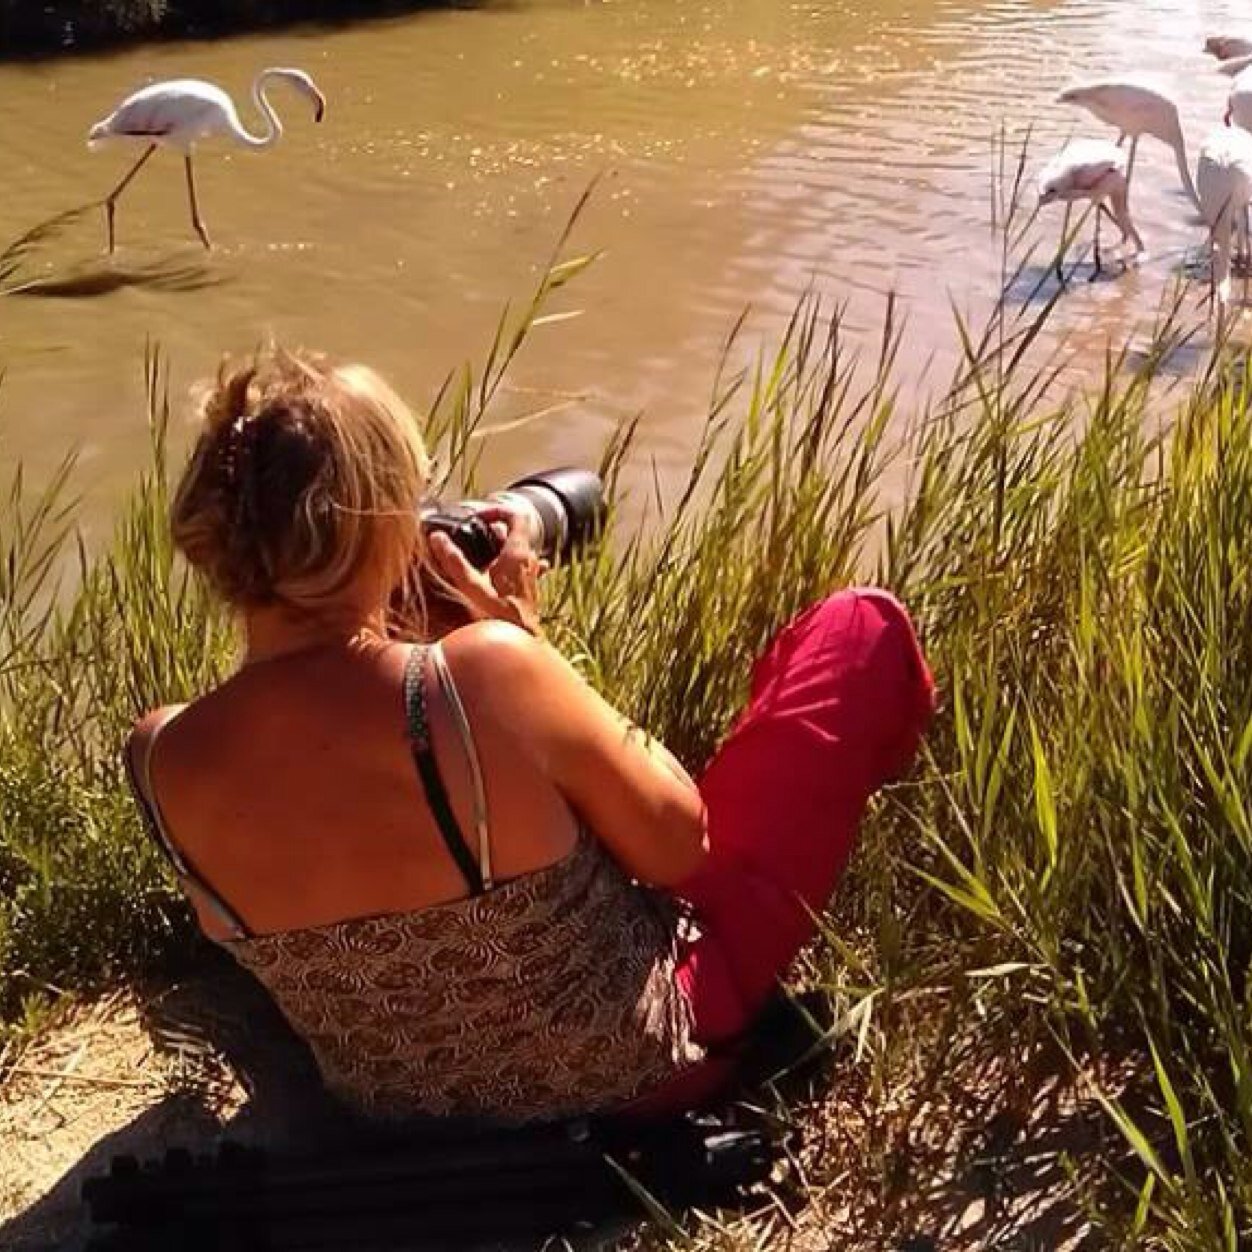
[421,468,606,570]
[491,468,606,564]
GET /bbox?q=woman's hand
[428,505,548,636]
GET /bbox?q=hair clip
[218,414,260,489]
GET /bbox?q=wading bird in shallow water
[1205,65,1252,268]
[88,67,326,253]
[1037,139,1144,283]
[1056,80,1198,209]
[1197,127,1252,308]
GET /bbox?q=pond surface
[0,0,1242,525]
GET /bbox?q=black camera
[421,468,606,570]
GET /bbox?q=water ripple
[0,0,1244,510]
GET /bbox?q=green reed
[2,224,1251,1246]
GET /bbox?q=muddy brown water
[0,0,1242,530]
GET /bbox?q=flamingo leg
[1236,209,1246,306]
[1124,137,1140,208]
[1212,211,1234,310]
[1211,224,1219,308]
[1093,203,1129,278]
[1091,201,1104,280]
[103,142,158,255]
[1056,203,1072,285]
[184,154,212,251]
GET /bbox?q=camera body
[422,468,606,570]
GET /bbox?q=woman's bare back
[133,633,579,939]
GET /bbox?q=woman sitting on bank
[127,348,934,1124]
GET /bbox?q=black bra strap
[404,646,486,896]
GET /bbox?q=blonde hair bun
[172,346,431,613]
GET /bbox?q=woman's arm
[425,518,707,887]
[445,621,708,887]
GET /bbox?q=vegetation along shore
[0,0,479,57]
[3,208,1252,1246]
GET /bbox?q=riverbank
[2,259,1250,1247]
[0,0,480,57]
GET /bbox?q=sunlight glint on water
[0,0,1242,523]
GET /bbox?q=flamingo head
[296,74,327,124]
[1038,166,1064,205]
[269,67,327,124]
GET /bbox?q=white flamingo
[1206,65,1252,266]
[88,67,326,253]
[1038,140,1144,283]
[1197,127,1252,308]
[1056,80,1198,208]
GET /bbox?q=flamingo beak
[314,94,327,124]
[1226,105,1234,127]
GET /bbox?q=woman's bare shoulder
[129,704,189,748]
[125,704,191,789]
[438,619,547,673]
[438,620,577,719]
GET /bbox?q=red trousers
[634,588,935,1114]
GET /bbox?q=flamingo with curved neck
[88,67,327,252]
[218,68,327,150]
[1038,139,1145,284]
[1057,80,1199,211]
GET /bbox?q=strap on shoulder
[403,645,490,895]
[429,644,493,891]
[124,712,251,940]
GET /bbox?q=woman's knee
[856,587,932,684]
[846,589,936,775]
[776,588,920,665]
[760,587,934,742]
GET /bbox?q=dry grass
[0,986,1114,1250]
[0,993,244,1245]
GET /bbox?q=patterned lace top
[127,642,703,1125]
[224,831,702,1122]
